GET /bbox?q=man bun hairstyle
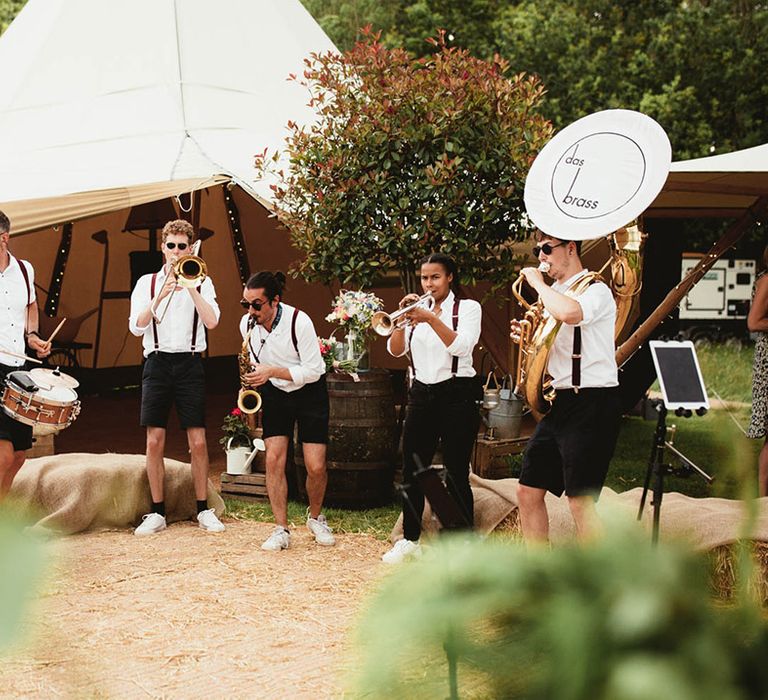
[161,219,194,243]
[246,270,286,300]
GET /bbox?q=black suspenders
[150,272,201,352]
[409,297,461,381]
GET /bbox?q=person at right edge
[747,243,768,497]
[382,252,482,564]
[510,232,621,544]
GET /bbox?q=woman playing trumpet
[382,253,482,564]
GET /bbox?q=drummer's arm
[25,303,51,358]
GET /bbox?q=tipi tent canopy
[650,143,768,218]
[0,0,336,232]
[0,0,355,373]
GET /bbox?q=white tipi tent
[0,0,378,373]
[0,0,336,226]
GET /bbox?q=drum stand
[637,402,714,544]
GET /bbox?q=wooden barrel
[296,369,396,508]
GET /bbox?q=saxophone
[237,317,262,414]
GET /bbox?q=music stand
[638,341,714,543]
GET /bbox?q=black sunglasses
[240,299,266,311]
[532,241,566,257]
[165,242,188,250]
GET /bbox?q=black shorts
[519,387,621,498]
[0,364,34,451]
[261,375,329,444]
[140,352,206,429]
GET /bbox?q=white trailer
[678,256,755,342]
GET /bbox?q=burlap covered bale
[391,473,768,552]
[9,453,224,536]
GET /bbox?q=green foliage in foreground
[0,506,46,650]
[353,525,768,699]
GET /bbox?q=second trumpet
[371,292,434,336]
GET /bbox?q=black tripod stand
[396,455,472,700]
[637,402,714,544]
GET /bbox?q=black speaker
[129,250,163,290]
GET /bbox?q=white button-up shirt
[0,255,35,367]
[548,270,618,389]
[129,267,219,357]
[239,303,325,393]
[387,291,481,384]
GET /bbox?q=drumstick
[0,348,43,364]
[44,318,67,345]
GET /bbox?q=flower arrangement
[319,337,359,374]
[326,289,383,334]
[326,289,383,361]
[220,407,252,448]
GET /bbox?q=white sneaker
[197,509,225,532]
[134,513,167,536]
[307,513,336,546]
[381,539,421,564]
[261,526,291,551]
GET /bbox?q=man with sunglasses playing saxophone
[129,219,224,535]
[239,270,335,551]
[510,232,621,544]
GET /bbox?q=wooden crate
[220,472,269,502]
[28,432,55,458]
[473,435,528,480]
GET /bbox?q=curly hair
[161,219,194,244]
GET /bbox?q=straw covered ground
[1,519,387,698]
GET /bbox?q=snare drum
[1,371,81,435]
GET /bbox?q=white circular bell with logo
[524,109,671,241]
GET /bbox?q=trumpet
[371,292,434,336]
[154,240,207,323]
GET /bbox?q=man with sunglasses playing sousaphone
[238,271,335,551]
[510,234,620,543]
[129,219,224,535]
[512,108,672,544]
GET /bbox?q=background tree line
[301,0,768,161]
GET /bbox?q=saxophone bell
[238,316,262,415]
[237,388,262,414]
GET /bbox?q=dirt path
[2,521,386,698]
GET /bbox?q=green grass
[227,344,761,538]
[224,497,401,541]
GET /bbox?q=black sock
[152,501,166,517]
[196,500,208,514]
